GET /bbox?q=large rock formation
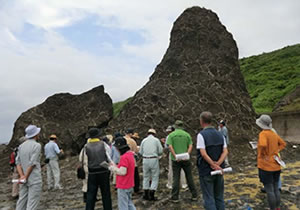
[109,7,257,141]
[9,85,112,154]
[273,85,300,112]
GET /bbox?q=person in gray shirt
[16,125,42,210]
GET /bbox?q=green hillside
[113,97,132,117]
[240,44,300,113]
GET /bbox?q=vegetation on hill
[240,44,300,113]
[113,97,132,117]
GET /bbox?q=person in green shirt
[166,120,198,202]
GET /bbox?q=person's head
[49,134,57,141]
[125,128,134,137]
[256,114,272,130]
[200,111,213,128]
[219,120,225,128]
[114,136,130,155]
[166,125,175,134]
[174,120,184,129]
[87,128,102,139]
[25,125,41,140]
[148,128,156,136]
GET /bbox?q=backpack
[9,148,18,167]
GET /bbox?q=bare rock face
[273,85,300,112]
[109,7,257,141]
[8,85,113,154]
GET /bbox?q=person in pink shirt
[109,137,136,210]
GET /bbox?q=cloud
[1,0,300,143]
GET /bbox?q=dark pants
[259,169,281,210]
[199,175,224,210]
[86,171,112,210]
[134,167,140,193]
[171,160,197,200]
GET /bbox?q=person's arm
[109,165,127,176]
[139,141,144,156]
[16,164,25,179]
[157,139,163,156]
[258,132,267,157]
[168,145,177,160]
[24,144,41,179]
[278,136,286,152]
[54,144,61,154]
[215,138,228,166]
[200,149,222,170]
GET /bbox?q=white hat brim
[256,119,272,130]
[25,127,41,139]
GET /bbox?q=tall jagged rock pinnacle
[109,6,257,140]
[9,85,113,154]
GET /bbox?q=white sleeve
[223,137,227,148]
[110,165,127,176]
[196,133,205,149]
[104,143,112,162]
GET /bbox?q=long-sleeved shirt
[139,134,163,158]
[218,126,229,145]
[257,130,286,171]
[44,140,60,159]
[16,139,42,186]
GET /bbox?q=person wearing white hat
[256,115,286,210]
[139,128,163,201]
[44,134,64,190]
[15,125,42,210]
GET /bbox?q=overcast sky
[1,0,300,144]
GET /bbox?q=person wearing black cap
[108,137,136,210]
[83,128,112,210]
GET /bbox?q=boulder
[8,85,113,154]
[109,6,257,141]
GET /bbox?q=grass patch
[113,97,133,118]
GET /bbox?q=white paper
[211,167,233,176]
[274,155,286,168]
[175,153,190,160]
[12,179,26,183]
[249,141,257,149]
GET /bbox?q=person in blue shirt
[44,134,64,190]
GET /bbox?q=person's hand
[60,149,64,154]
[19,175,26,184]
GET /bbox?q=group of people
[12,111,286,210]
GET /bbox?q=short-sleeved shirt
[196,134,227,149]
[16,139,42,186]
[44,141,60,159]
[116,151,135,189]
[166,129,193,161]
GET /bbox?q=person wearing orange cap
[44,134,64,190]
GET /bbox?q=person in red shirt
[109,137,136,210]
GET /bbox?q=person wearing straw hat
[15,125,42,210]
[139,128,163,201]
[256,114,286,210]
[44,134,64,190]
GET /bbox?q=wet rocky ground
[0,143,300,210]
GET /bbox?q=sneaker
[166,184,172,189]
[181,185,188,191]
[170,198,179,203]
[191,197,198,201]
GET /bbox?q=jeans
[171,160,197,200]
[117,188,136,210]
[86,171,112,210]
[264,181,281,210]
[199,175,224,210]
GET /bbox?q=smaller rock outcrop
[8,85,113,154]
[273,85,300,112]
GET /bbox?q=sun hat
[114,137,129,149]
[166,125,174,132]
[25,125,41,139]
[132,132,140,139]
[49,134,57,140]
[256,115,272,130]
[174,120,184,128]
[148,128,156,134]
[219,120,225,126]
[87,128,102,139]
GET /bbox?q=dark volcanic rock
[8,85,112,154]
[273,85,300,112]
[109,6,257,142]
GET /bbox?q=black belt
[143,156,158,159]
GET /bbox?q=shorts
[258,168,281,185]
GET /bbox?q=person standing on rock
[166,120,198,202]
[44,134,64,190]
[196,112,228,210]
[108,137,136,210]
[124,129,140,194]
[218,120,230,166]
[256,115,286,210]
[10,136,27,199]
[163,125,188,190]
[15,125,42,210]
[139,129,163,201]
[84,128,112,210]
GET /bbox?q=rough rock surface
[273,85,300,112]
[109,6,257,141]
[8,85,112,154]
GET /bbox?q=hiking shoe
[166,184,172,189]
[191,197,198,201]
[170,198,179,203]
